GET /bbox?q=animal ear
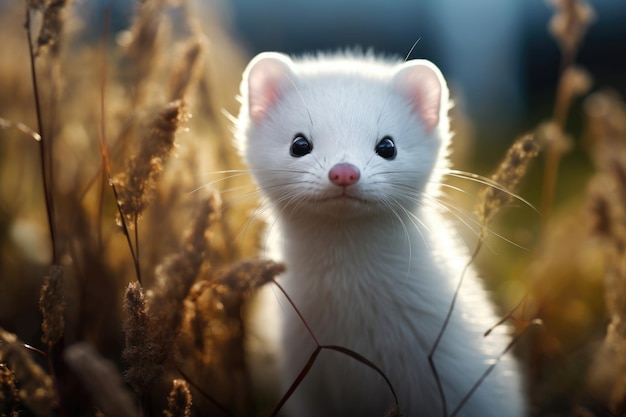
[243,52,295,125]
[391,60,445,133]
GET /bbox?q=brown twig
[270,279,400,416]
[24,5,57,264]
[176,367,236,417]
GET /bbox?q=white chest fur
[268,208,524,417]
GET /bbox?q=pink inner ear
[392,61,443,133]
[245,54,293,125]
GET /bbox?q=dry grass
[1,0,271,416]
[0,0,625,416]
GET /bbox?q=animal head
[236,52,452,219]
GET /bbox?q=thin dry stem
[0,117,42,141]
[429,133,539,415]
[541,0,595,225]
[25,4,57,263]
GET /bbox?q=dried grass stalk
[0,363,21,417]
[122,0,167,105]
[123,192,221,393]
[64,343,136,417]
[169,37,206,101]
[549,0,595,54]
[0,329,55,417]
[114,100,188,223]
[586,92,626,413]
[164,379,192,417]
[39,264,65,350]
[200,259,286,351]
[35,0,71,56]
[0,117,42,141]
[183,258,286,358]
[121,281,161,393]
[178,258,285,414]
[476,134,540,227]
[216,259,286,294]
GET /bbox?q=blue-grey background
[82,0,626,142]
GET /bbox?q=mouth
[317,192,369,204]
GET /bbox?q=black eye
[290,134,313,157]
[375,136,396,160]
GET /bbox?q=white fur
[237,52,526,417]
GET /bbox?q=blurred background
[84,0,626,142]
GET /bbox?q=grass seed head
[476,133,540,227]
[0,329,56,417]
[0,363,21,417]
[39,264,65,350]
[549,0,595,53]
[35,0,71,56]
[164,379,192,417]
[114,100,188,224]
[122,281,162,393]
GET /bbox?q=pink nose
[328,163,360,186]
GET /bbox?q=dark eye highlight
[290,134,313,157]
[375,136,396,160]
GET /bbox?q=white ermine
[236,51,525,417]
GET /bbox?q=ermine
[236,51,525,417]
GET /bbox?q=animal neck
[277,207,433,287]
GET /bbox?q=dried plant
[38,264,65,350]
[549,0,595,57]
[476,134,540,229]
[169,37,206,101]
[121,281,159,394]
[123,192,221,396]
[586,91,626,414]
[179,259,285,415]
[164,379,193,417]
[34,0,71,56]
[113,100,188,226]
[0,329,56,417]
[3,0,257,415]
[0,363,21,417]
[542,0,595,222]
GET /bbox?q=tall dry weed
[585,91,626,415]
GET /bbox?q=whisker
[386,183,523,252]
[443,169,539,215]
[381,198,413,279]
[403,38,421,62]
